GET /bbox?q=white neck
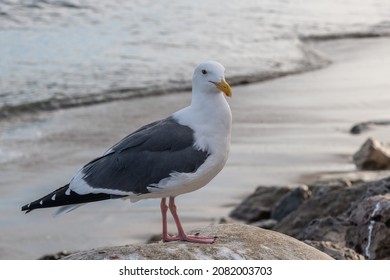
[173,90,232,154]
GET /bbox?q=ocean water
[1,0,390,117]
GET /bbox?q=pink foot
[162,234,181,242]
[163,233,216,244]
[160,197,216,244]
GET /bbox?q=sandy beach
[1,37,390,259]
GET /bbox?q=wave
[300,19,390,41]
[0,38,332,120]
[301,31,390,42]
[1,0,91,10]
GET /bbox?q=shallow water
[1,0,390,116]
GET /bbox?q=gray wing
[80,117,209,194]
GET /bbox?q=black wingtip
[21,204,31,213]
[20,185,70,214]
[20,184,122,214]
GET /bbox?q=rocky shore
[230,138,390,260]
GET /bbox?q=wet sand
[1,37,390,259]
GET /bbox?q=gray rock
[344,176,390,218]
[274,181,365,238]
[297,216,348,243]
[353,138,390,170]
[350,122,371,134]
[304,240,364,260]
[271,185,310,221]
[358,176,390,199]
[350,120,390,135]
[230,186,292,223]
[227,175,390,259]
[346,194,390,259]
[64,224,333,260]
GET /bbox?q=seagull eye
[201,69,207,75]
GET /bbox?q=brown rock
[64,224,333,260]
[353,138,390,170]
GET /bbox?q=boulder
[274,181,365,238]
[297,216,348,243]
[271,185,310,221]
[345,194,390,259]
[353,138,390,170]
[64,224,332,260]
[229,186,292,223]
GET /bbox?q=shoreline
[2,37,390,259]
[0,39,329,122]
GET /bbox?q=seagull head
[192,61,232,97]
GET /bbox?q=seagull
[21,61,232,244]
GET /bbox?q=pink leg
[160,197,180,242]
[167,196,215,244]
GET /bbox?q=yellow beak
[213,78,232,97]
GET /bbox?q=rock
[274,181,365,238]
[353,138,390,170]
[345,194,390,259]
[64,224,332,260]
[230,186,292,223]
[271,185,310,221]
[357,176,390,199]
[304,241,364,260]
[297,216,348,243]
[350,120,390,135]
[227,176,390,259]
[350,122,371,134]
[344,176,390,218]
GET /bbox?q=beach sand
[1,37,390,259]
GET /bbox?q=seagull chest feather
[150,92,232,198]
